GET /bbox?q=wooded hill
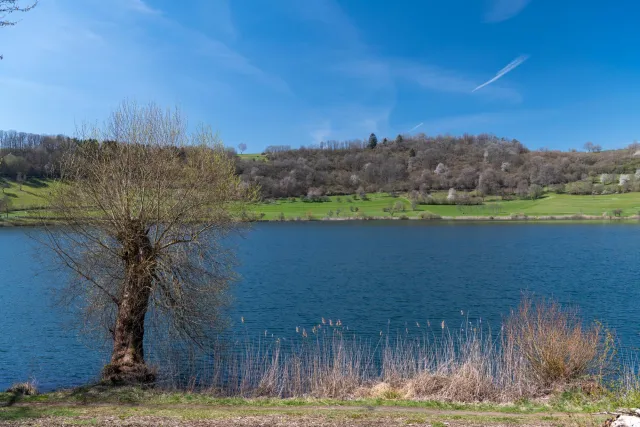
[237,134,640,199]
[3,130,640,199]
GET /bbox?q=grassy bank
[0,385,633,425]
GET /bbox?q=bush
[6,381,38,396]
[566,181,593,195]
[528,184,544,200]
[419,212,442,220]
[613,208,623,217]
[505,296,614,388]
[278,212,285,221]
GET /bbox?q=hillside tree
[237,142,247,154]
[368,133,378,149]
[43,101,257,384]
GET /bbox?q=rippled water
[1,222,639,391]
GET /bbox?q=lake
[1,222,639,391]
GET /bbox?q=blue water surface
[1,222,639,391]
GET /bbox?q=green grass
[238,153,267,162]
[1,386,631,425]
[5,385,640,415]
[0,178,53,212]
[3,178,640,223]
[253,192,640,220]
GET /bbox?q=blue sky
[1,0,639,152]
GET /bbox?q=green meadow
[254,192,640,220]
[3,178,640,222]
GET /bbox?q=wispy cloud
[473,55,529,92]
[408,122,423,132]
[129,0,161,15]
[397,62,522,103]
[484,0,532,23]
[423,109,555,134]
[191,34,291,94]
[310,121,332,143]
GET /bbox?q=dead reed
[151,296,619,403]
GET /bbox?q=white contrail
[408,122,423,132]
[472,55,529,92]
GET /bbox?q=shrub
[419,212,441,220]
[6,381,38,396]
[566,181,593,195]
[528,184,544,200]
[613,208,623,217]
[278,212,285,221]
[399,215,409,220]
[504,296,614,388]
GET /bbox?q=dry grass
[5,381,38,396]
[150,296,618,404]
[505,296,616,388]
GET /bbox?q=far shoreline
[2,214,639,228]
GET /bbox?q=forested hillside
[3,129,640,199]
[238,134,640,198]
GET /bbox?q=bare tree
[15,171,24,190]
[42,101,257,384]
[1,0,37,60]
[0,194,11,218]
[583,141,594,152]
[237,143,247,154]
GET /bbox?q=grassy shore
[3,178,640,224]
[0,385,631,426]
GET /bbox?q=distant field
[3,178,640,222]
[0,178,53,219]
[254,192,640,220]
[238,153,267,162]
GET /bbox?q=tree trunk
[102,225,156,385]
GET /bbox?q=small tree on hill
[583,141,602,153]
[368,133,378,149]
[15,172,25,190]
[237,143,247,154]
[528,184,544,200]
[0,194,11,218]
[356,186,367,200]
